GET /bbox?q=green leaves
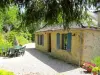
[0,69,14,75]
[45,0,60,24]
[22,0,100,29]
[0,0,99,31]
[92,56,100,67]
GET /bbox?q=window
[62,34,67,50]
[62,33,72,51]
[37,34,44,45]
[42,35,44,45]
[40,35,44,45]
[40,35,42,45]
[37,35,39,45]
[56,33,60,49]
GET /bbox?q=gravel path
[0,43,91,75]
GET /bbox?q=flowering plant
[82,62,96,72]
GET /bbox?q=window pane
[64,34,67,50]
[62,34,67,50]
[67,33,72,51]
[56,33,60,49]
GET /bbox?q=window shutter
[42,35,44,45]
[38,35,39,45]
[39,35,40,45]
[56,33,60,49]
[40,35,42,45]
[67,33,72,51]
[62,34,64,49]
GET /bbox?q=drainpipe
[79,31,83,67]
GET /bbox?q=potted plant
[98,67,100,75]
[82,62,96,72]
[92,67,99,75]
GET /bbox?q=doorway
[48,33,51,52]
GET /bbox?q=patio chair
[19,46,26,56]
[6,49,10,56]
[1,48,7,56]
[7,48,16,57]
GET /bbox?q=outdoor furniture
[1,47,8,56]
[18,46,26,56]
[7,45,22,57]
[6,45,26,57]
[13,45,23,56]
[7,48,16,57]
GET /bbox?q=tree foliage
[0,0,99,29]
[1,5,22,32]
[21,0,100,29]
[4,6,18,25]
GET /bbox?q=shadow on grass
[26,48,78,73]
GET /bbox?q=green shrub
[5,31,31,46]
[92,56,100,67]
[0,42,12,53]
[0,33,12,53]
[17,32,32,41]
[16,36,29,45]
[0,69,15,75]
[0,31,31,54]
[5,31,17,44]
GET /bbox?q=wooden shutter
[56,33,60,49]
[62,34,64,49]
[42,35,44,45]
[40,35,42,45]
[38,35,39,45]
[67,33,72,51]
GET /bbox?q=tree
[2,5,21,32]
[0,11,4,32]
[21,0,100,29]
[0,0,99,30]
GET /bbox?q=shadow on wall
[26,48,78,73]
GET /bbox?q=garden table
[13,45,22,50]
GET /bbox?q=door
[48,33,51,52]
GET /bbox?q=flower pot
[93,72,98,75]
[87,67,92,72]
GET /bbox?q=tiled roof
[36,23,99,32]
[36,23,93,32]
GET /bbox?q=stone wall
[83,30,100,62]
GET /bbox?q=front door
[48,33,51,52]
